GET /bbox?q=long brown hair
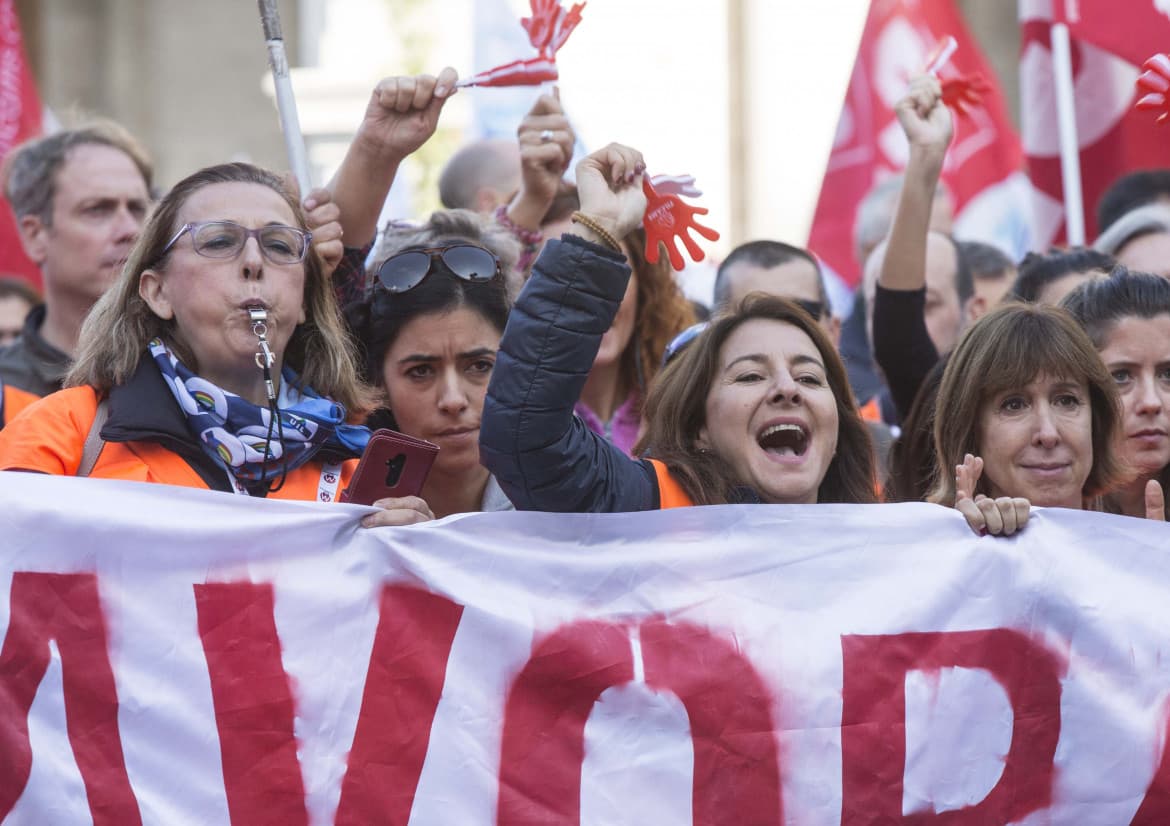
[623,225,696,405]
[636,294,876,505]
[930,302,1124,505]
[541,184,695,411]
[68,162,371,414]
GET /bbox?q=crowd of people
[0,66,1167,538]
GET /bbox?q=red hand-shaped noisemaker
[642,175,719,272]
[920,34,987,119]
[940,73,991,117]
[457,0,585,89]
[1137,54,1170,124]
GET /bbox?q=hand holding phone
[341,429,439,505]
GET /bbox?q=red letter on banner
[0,572,141,823]
[497,621,635,824]
[335,585,464,825]
[498,619,783,826]
[640,619,783,825]
[840,629,1062,824]
[1130,697,1170,823]
[195,582,308,826]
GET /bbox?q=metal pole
[258,0,311,195]
[1050,22,1085,245]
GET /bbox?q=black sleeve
[872,284,940,422]
[331,242,374,308]
[479,235,659,513]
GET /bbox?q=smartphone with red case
[340,429,439,505]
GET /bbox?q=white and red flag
[0,0,42,289]
[1021,0,1170,246]
[6,473,1170,821]
[808,0,1030,290]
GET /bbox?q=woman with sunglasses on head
[1063,268,1170,519]
[480,143,877,512]
[0,162,428,527]
[345,210,520,517]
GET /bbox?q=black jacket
[480,236,661,512]
[0,305,71,398]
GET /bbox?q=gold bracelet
[570,211,622,252]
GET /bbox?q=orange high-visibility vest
[0,385,356,500]
[648,458,695,508]
[0,381,39,429]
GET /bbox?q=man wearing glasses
[712,240,842,347]
[0,123,153,428]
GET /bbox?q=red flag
[807,0,1028,289]
[1021,0,1170,246]
[1054,0,1170,69]
[0,0,42,290]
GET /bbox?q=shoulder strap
[77,398,110,478]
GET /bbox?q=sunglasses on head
[793,298,826,320]
[375,243,502,294]
[662,321,710,367]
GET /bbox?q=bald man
[437,138,522,214]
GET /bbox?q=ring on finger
[540,129,554,143]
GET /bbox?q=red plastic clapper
[642,175,719,272]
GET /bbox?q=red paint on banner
[498,618,782,825]
[1130,696,1170,823]
[195,582,308,826]
[497,620,636,824]
[335,585,464,825]
[640,619,783,825]
[0,572,140,823]
[840,629,1063,824]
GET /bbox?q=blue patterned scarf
[149,338,369,484]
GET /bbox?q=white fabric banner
[3,471,1170,825]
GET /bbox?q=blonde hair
[68,162,372,414]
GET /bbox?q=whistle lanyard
[222,460,343,500]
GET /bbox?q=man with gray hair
[0,121,153,426]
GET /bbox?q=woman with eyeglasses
[0,163,427,526]
[480,143,878,511]
[345,210,520,517]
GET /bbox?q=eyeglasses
[160,220,312,265]
[662,321,709,366]
[375,244,502,294]
[793,299,826,320]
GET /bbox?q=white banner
[3,471,1170,824]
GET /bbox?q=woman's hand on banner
[954,453,1030,537]
[361,495,435,528]
[1146,479,1166,521]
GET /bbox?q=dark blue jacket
[479,236,660,512]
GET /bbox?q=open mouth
[757,423,809,457]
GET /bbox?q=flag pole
[257,0,311,195]
[1050,22,1086,245]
